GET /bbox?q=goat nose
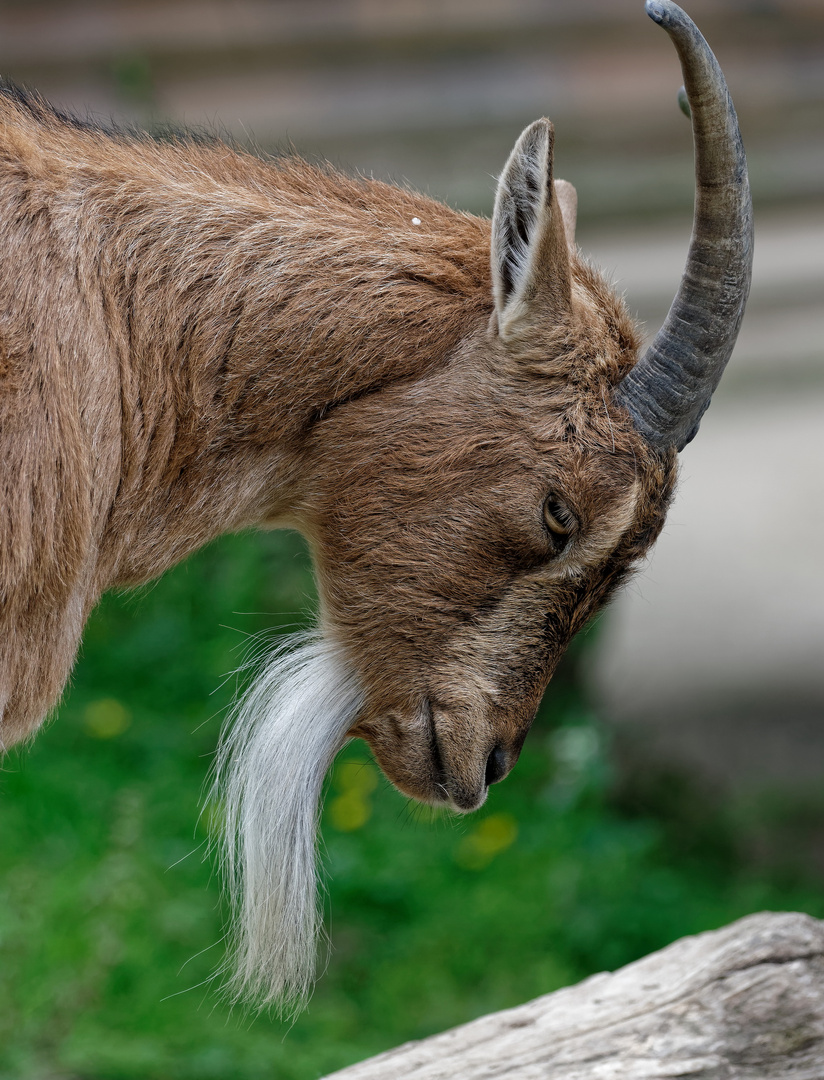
[484,744,509,787]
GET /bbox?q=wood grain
[326,911,824,1079]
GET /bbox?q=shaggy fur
[0,88,677,1004]
[213,633,363,1009]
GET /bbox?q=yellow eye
[543,495,576,541]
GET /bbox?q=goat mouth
[346,699,467,809]
[346,697,495,811]
[424,697,451,805]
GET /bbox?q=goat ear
[491,118,572,339]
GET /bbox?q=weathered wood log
[325,911,824,1079]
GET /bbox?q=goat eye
[543,494,577,546]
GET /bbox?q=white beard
[211,631,363,1011]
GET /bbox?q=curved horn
[614,0,753,451]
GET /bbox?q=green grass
[1,532,822,1080]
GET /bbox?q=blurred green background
[1,2,823,1078]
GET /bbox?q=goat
[0,1,751,1010]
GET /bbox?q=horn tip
[645,1,684,27]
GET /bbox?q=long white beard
[212,631,363,1012]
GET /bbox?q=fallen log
[325,911,824,1079]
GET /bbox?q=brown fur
[0,86,676,806]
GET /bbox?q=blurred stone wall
[0,0,821,217]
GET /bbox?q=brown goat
[0,2,751,1009]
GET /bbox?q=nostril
[485,744,508,787]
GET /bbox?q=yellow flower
[455,813,518,870]
[328,759,378,832]
[83,698,131,739]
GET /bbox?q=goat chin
[212,631,363,1013]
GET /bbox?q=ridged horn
[614,0,753,451]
